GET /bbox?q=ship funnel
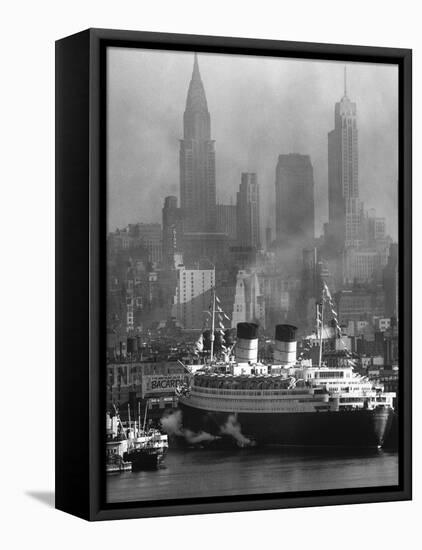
[274,324,297,366]
[236,322,259,363]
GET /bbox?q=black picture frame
[55,28,412,521]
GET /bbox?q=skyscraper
[236,173,261,249]
[216,203,237,240]
[364,208,387,246]
[172,264,215,330]
[327,68,362,252]
[180,54,216,233]
[383,242,399,320]
[231,270,265,328]
[162,196,183,268]
[275,154,315,248]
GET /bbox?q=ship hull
[179,402,395,448]
[123,448,167,471]
[106,461,132,473]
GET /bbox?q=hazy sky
[107,47,398,238]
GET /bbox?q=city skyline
[107,48,398,238]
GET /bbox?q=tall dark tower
[180,54,216,233]
[236,173,261,249]
[327,67,361,253]
[162,196,183,268]
[275,154,315,248]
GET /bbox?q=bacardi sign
[142,374,187,397]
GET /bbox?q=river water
[107,447,399,503]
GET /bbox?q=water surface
[107,447,399,503]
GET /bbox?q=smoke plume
[220,415,254,447]
[160,409,184,436]
[160,410,219,444]
[184,429,219,444]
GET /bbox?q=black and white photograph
[105,46,401,504]
[3,0,420,543]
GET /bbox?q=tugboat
[123,428,168,471]
[177,285,396,448]
[122,401,169,471]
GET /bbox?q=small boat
[106,453,132,473]
[123,429,168,471]
[121,400,169,471]
[105,433,132,473]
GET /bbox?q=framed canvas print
[55,28,412,521]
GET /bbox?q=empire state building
[327,68,362,253]
[180,54,216,233]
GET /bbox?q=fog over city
[107,47,398,238]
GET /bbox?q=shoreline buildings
[172,264,215,330]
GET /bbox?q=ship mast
[138,400,141,438]
[142,400,149,432]
[318,287,325,368]
[210,286,216,362]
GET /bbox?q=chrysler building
[179,54,216,233]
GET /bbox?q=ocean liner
[177,291,396,448]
